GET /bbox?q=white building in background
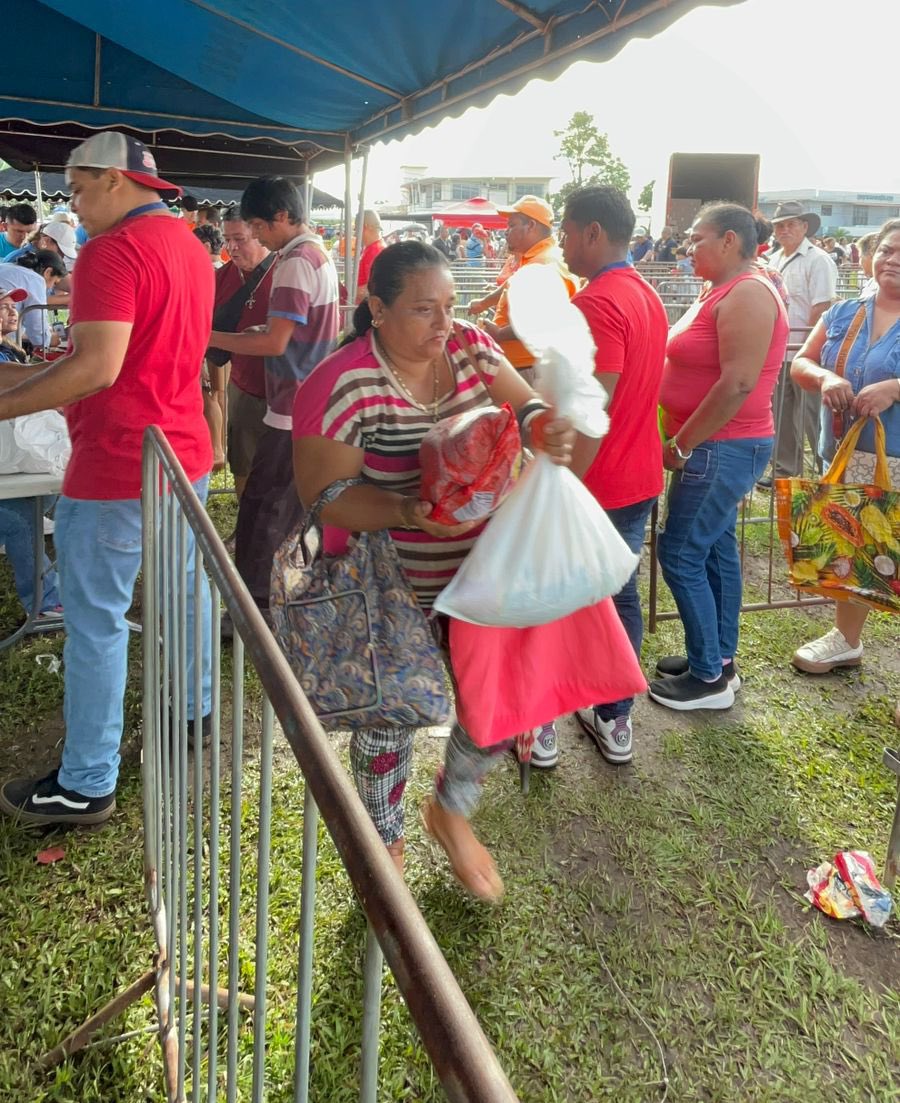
[758,188,900,237]
[400,166,553,215]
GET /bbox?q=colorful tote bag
[776,417,900,613]
[270,478,451,732]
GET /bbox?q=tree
[550,111,631,216]
[638,180,655,214]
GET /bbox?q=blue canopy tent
[3,0,744,279]
[2,0,745,173]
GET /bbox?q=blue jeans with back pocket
[657,438,772,681]
[53,478,211,797]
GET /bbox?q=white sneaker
[792,627,863,674]
[529,722,559,768]
[575,709,633,764]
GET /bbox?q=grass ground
[0,503,898,1102]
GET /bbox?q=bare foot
[386,837,405,876]
[420,797,503,903]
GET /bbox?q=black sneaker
[0,769,116,826]
[166,710,212,749]
[648,671,735,712]
[655,656,741,691]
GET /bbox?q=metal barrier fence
[647,338,831,627]
[140,426,519,1103]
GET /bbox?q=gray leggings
[349,723,514,844]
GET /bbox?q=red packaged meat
[419,403,522,525]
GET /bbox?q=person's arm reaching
[209,314,296,357]
[0,321,133,419]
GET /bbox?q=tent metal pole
[342,146,352,291]
[349,146,369,303]
[33,167,45,221]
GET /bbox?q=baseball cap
[40,221,78,260]
[66,132,182,201]
[497,194,554,229]
[0,274,28,303]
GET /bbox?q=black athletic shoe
[648,671,735,712]
[0,768,116,826]
[166,711,212,749]
[655,656,741,691]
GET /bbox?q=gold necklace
[377,338,441,422]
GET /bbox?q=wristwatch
[669,437,693,461]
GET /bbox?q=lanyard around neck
[589,259,631,282]
[123,200,169,220]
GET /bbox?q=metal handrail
[141,426,519,1103]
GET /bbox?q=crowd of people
[0,130,897,903]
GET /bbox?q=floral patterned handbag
[270,478,451,731]
[776,416,900,613]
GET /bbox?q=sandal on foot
[420,797,503,903]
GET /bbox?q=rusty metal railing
[140,426,519,1103]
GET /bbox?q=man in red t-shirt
[0,132,214,827]
[559,185,668,766]
[211,211,274,499]
[354,210,385,303]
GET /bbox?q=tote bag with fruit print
[776,416,900,613]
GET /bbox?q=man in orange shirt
[468,195,577,378]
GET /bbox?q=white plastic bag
[433,452,639,627]
[433,263,640,628]
[0,411,70,478]
[507,263,610,438]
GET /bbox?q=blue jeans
[657,438,772,681]
[54,477,212,797]
[0,497,60,613]
[596,496,657,721]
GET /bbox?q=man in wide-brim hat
[770,199,821,238]
[762,200,836,485]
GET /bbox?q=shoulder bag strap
[830,303,867,441]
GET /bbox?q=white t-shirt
[0,262,49,347]
[769,238,836,357]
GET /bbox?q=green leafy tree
[637,179,655,234]
[550,111,631,216]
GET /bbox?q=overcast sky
[314,0,898,224]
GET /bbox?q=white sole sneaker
[648,680,735,712]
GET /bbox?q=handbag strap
[830,303,867,441]
[305,477,364,531]
[822,415,891,490]
[833,304,867,380]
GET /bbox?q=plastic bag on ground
[805,850,893,927]
[434,451,639,627]
[419,403,521,526]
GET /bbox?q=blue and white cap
[66,132,182,201]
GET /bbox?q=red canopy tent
[432,197,507,230]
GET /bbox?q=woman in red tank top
[650,203,789,712]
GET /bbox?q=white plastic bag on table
[0,412,71,477]
[434,266,639,628]
[433,451,639,626]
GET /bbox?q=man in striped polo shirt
[210,177,339,614]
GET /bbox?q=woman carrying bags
[789,218,900,674]
[289,241,584,902]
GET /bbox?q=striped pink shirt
[293,322,501,608]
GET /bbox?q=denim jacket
[819,296,900,459]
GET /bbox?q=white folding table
[0,471,64,652]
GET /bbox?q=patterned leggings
[349,723,514,845]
